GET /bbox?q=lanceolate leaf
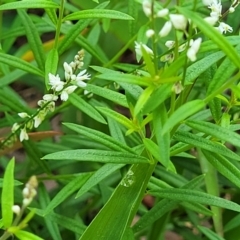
[133,175,206,232]
[84,84,128,108]
[150,188,240,212]
[173,131,240,161]
[0,1,59,10]
[184,51,225,84]
[63,9,134,21]
[18,9,45,70]
[69,93,107,124]
[76,163,125,198]
[97,107,137,130]
[97,72,150,87]
[202,150,240,189]
[63,123,135,153]
[0,53,44,76]
[186,120,240,147]
[80,163,155,240]
[42,149,149,164]
[162,100,206,134]
[1,158,15,228]
[44,173,92,215]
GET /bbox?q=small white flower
[229,7,235,13]
[159,21,172,37]
[206,0,222,19]
[160,52,174,63]
[37,99,46,107]
[178,43,187,52]
[43,94,58,102]
[165,40,175,49]
[146,29,155,38]
[47,101,55,112]
[202,0,213,6]
[60,86,77,101]
[169,14,188,31]
[73,70,91,87]
[23,198,32,207]
[217,22,233,34]
[156,8,169,18]
[20,128,29,142]
[11,123,20,133]
[12,205,21,215]
[204,16,218,26]
[135,41,153,62]
[48,73,65,91]
[18,112,29,118]
[187,38,202,62]
[33,110,46,128]
[22,187,30,198]
[142,0,152,17]
[63,62,73,80]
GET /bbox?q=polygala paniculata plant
[1,0,240,239]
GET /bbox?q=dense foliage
[1,0,240,239]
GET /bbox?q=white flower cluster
[12,176,38,216]
[136,1,202,62]
[11,50,91,142]
[136,0,239,64]
[203,0,236,34]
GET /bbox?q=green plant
[1,0,240,239]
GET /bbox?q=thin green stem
[197,149,223,237]
[54,0,65,49]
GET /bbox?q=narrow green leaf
[202,150,240,188]
[0,1,59,10]
[34,208,86,235]
[69,93,107,124]
[97,72,150,87]
[150,188,240,212]
[141,45,155,76]
[224,213,240,232]
[0,53,44,76]
[14,230,44,240]
[0,89,30,113]
[153,105,170,168]
[177,7,240,69]
[97,107,136,130]
[76,163,124,198]
[80,163,155,240]
[63,9,134,21]
[173,131,240,161]
[142,83,172,114]
[38,184,61,240]
[42,149,149,164]
[184,51,225,84]
[186,120,240,147]
[1,158,15,228]
[197,226,225,240]
[0,179,22,187]
[207,43,240,95]
[84,84,128,108]
[22,141,50,174]
[45,48,59,89]
[162,100,205,134]
[133,175,206,232]
[134,86,154,116]
[63,122,135,154]
[58,2,108,55]
[18,9,45,70]
[44,173,91,215]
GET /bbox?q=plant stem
[197,149,223,237]
[54,0,65,48]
